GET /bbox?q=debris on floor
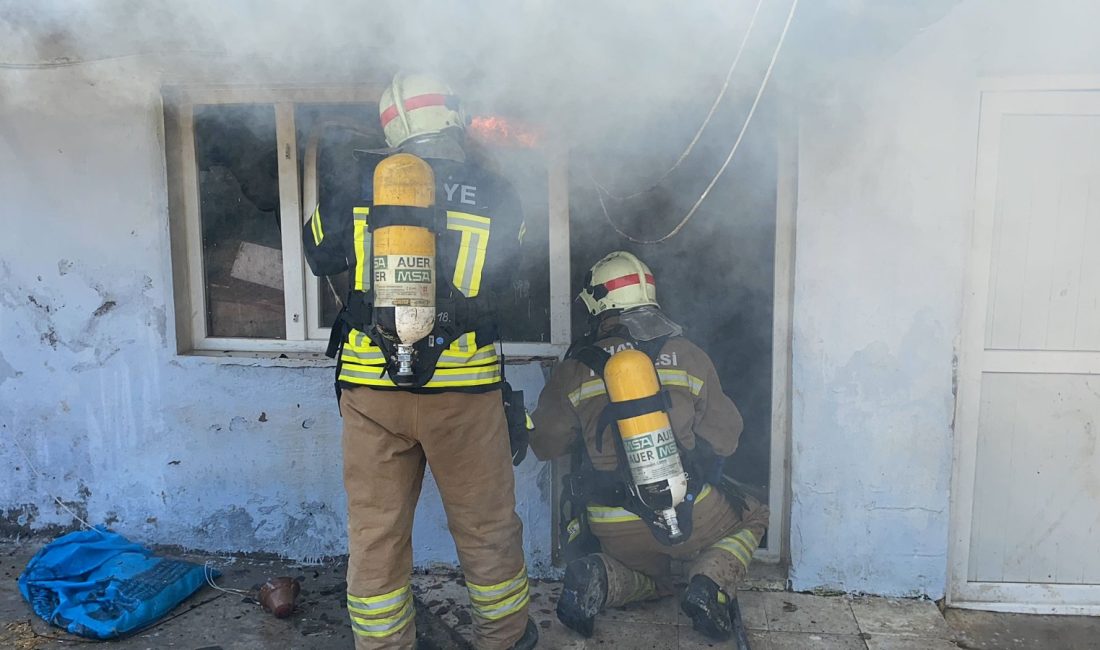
[5,537,1099,649]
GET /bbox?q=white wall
[0,62,554,572]
[791,0,1100,597]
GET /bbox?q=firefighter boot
[680,574,733,641]
[509,618,539,650]
[556,555,608,638]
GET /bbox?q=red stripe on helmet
[380,93,450,128]
[603,273,655,292]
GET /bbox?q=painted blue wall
[0,68,555,574]
[789,0,1100,598]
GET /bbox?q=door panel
[968,373,1100,585]
[952,88,1100,613]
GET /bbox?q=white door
[951,88,1100,614]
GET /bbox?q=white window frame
[163,85,570,359]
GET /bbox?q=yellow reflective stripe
[471,588,530,621]
[341,347,385,364]
[568,379,608,407]
[714,539,753,569]
[454,229,472,291]
[421,365,502,385]
[350,598,411,623]
[467,230,488,296]
[338,362,388,381]
[588,485,712,524]
[347,584,410,608]
[447,211,491,227]
[349,597,405,617]
[567,370,704,407]
[353,207,370,291]
[339,363,501,387]
[713,528,759,569]
[350,600,414,638]
[310,205,324,245]
[467,567,527,601]
[345,329,374,350]
[437,344,498,367]
[446,211,490,297]
[342,334,496,369]
[656,369,704,396]
[456,332,477,353]
[586,508,641,524]
[626,571,657,603]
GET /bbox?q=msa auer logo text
[375,255,433,283]
[395,269,431,283]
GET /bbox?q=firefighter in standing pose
[303,72,537,650]
[530,251,769,646]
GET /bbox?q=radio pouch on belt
[502,382,532,467]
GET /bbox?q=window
[164,86,570,358]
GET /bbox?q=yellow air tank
[604,349,689,542]
[371,154,437,382]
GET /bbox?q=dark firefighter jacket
[302,152,524,391]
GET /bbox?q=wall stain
[92,300,117,318]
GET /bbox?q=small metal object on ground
[258,577,300,619]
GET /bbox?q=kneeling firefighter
[302,73,536,650]
[530,251,770,646]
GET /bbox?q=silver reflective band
[471,589,530,621]
[468,567,528,602]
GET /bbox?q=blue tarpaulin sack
[17,526,213,639]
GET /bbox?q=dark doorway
[567,96,779,497]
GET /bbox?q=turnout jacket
[530,323,744,472]
[303,153,524,391]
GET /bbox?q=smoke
[0,0,966,489]
[0,1,791,138]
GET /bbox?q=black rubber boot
[509,618,539,650]
[680,575,733,641]
[555,555,608,638]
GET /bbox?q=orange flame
[468,115,542,148]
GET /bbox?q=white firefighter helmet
[579,251,658,316]
[379,72,465,148]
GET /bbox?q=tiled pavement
[418,575,960,649]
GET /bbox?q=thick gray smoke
[0,1,792,143]
[0,0,962,489]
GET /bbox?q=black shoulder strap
[565,334,675,454]
[636,335,671,362]
[570,345,611,376]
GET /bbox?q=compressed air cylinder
[604,349,689,541]
[371,154,438,383]
[372,226,436,344]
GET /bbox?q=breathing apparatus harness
[325,202,496,390]
[559,324,721,553]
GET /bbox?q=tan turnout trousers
[341,386,530,650]
[588,487,770,607]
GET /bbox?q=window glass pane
[194,104,285,339]
[296,103,383,328]
[470,141,551,343]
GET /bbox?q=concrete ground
[2,537,1098,649]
